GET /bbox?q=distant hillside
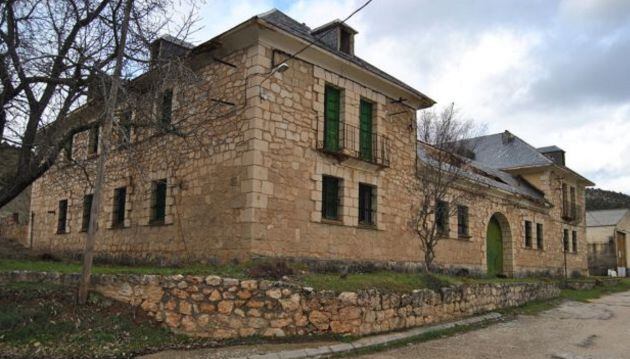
[586,188,630,211]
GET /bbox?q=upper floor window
[324,85,341,153]
[161,89,173,126]
[435,200,449,235]
[117,110,133,146]
[536,223,544,250]
[321,175,341,221]
[457,205,469,238]
[88,126,99,155]
[358,183,375,226]
[570,186,577,217]
[64,136,73,161]
[150,179,167,224]
[524,221,533,248]
[359,99,374,162]
[57,199,68,234]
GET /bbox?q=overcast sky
[187,0,630,193]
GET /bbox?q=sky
[184,0,630,193]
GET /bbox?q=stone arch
[486,212,514,276]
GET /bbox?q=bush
[247,260,294,280]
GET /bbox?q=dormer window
[311,20,357,56]
[340,29,352,54]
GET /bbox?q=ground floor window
[457,205,469,238]
[358,183,375,226]
[435,200,449,235]
[524,221,533,248]
[81,194,93,232]
[57,200,68,234]
[563,229,570,252]
[536,223,544,250]
[112,187,127,228]
[572,230,578,253]
[321,175,341,221]
[150,179,167,224]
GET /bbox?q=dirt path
[355,290,630,359]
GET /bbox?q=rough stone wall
[0,214,28,247]
[28,45,259,263]
[0,271,560,339]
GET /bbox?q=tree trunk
[0,109,5,142]
[77,0,133,304]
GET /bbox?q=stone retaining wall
[0,271,560,339]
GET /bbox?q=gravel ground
[138,340,340,359]
[355,290,630,359]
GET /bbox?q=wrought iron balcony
[316,122,390,167]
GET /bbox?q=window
[359,99,373,161]
[112,187,127,228]
[161,89,173,126]
[457,205,469,238]
[57,200,68,234]
[117,111,132,146]
[150,179,167,224]
[524,221,532,248]
[563,229,569,252]
[340,29,352,54]
[536,223,544,250]
[321,176,340,220]
[64,136,73,161]
[81,194,93,232]
[435,200,449,235]
[88,126,99,155]
[572,230,578,253]
[358,183,375,226]
[323,85,341,152]
[570,186,577,218]
[561,183,568,218]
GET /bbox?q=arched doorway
[486,216,503,276]
[486,213,513,276]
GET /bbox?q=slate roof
[256,9,433,105]
[416,143,546,202]
[586,209,630,227]
[460,132,554,170]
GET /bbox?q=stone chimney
[150,35,194,67]
[311,20,358,55]
[501,130,515,145]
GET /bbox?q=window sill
[457,234,472,240]
[110,224,128,230]
[148,220,168,227]
[321,218,343,226]
[56,230,68,235]
[358,223,377,230]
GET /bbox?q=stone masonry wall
[0,271,560,339]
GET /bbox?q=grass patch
[300,271,454,293]
[560,278,630,302]
[0,258,248,278]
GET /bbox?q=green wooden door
[486,216,503,276]
[324,86,340,152]
[359,100,373,161]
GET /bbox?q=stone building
[28,9,593,276]
[586,209,630,276]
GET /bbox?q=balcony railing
[562,203,582,224]
[317,122,390,167]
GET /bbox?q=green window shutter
[324,86,340,152]
[359,100,373,161]
[322,176,339,220]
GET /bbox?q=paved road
[356,290,630,359]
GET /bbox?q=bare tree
[0,0,197,208]
[412,103,483,271]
